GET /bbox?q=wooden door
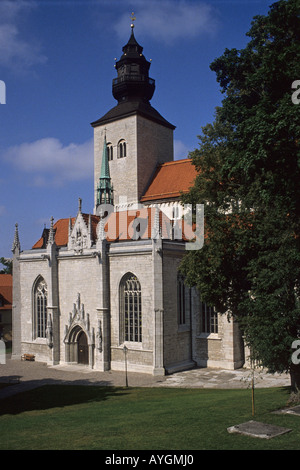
[78,331,88,365]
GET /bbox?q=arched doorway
[77,330,89,365]
[65,325,90,366]
[64,295,95,368]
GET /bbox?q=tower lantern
[112,15,155,105]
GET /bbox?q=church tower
[91,18,175,213]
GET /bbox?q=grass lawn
[0,384,299,450]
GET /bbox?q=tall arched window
[120,273,142,342]
[177,274,191,326]
[107,142,113,161]
[118,139,127,158]
[33,277,48,338]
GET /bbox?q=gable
[32,214,100,249]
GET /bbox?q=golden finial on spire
[131,11,136,29]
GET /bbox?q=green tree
[0,257,12,275]
[181,0,300,391]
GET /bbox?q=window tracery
[34,277,48,338]
[120,273,142,343]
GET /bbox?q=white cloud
[4,136,190,184]
[0,0,29,22]
[3,137,94,187]
[0,23,46,71]
[0,0,46,72]
[114,1,219,45]
[174,139,190,160]
[0,205,6,216]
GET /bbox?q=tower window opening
[107,142,113,161]
[118,140,127,158]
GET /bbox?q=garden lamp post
[123,345,128,387]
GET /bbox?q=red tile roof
[0,274,12,310]
[32,208,197,248]
[0,274,12,286]
[141,158,198,202]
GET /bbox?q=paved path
[0,356,291,400]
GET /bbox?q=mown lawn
[0,385,299,450]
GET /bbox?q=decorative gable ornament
[64,293,95,347]
[96,320,103,352]
[68,199,93,254]
[46,313,53,348]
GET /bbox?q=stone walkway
[0,356,291,400]
[153,366,291,389]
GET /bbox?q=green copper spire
[97,135,113,206]
[100,135,110,179]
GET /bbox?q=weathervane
[131,11,136,29]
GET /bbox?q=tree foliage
[0,257,12,275]
[180,0,300,383]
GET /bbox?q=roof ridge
[159,158,192,167]
[54,213,100,223]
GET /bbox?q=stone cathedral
[11,24,245,375]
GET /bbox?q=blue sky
[0,0,273,260]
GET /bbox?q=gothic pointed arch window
[120,273,142,343]
[177,273,191,326]
[33,277,48,339]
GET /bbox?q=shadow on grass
[0,382,129,416]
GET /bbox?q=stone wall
[193,312,245,370]
[136,117,173,201]
[18,251,53,363]
[162,242,194,373]
[108,240,155,374]
[57,252,102,365]
[94,116,138,208]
